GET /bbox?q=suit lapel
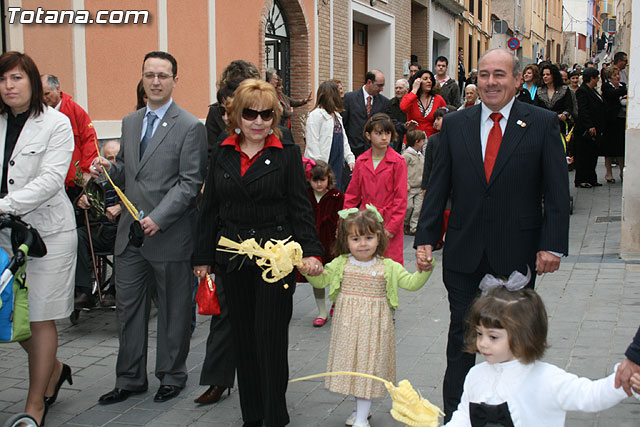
[242,146,281,186]
[462,106,485,184]
[129,109,145,170]
[357,89,368,116]
[217,145,252,199]
[137,103,178,172]
[488,100,530,186]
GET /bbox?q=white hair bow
[478,267,531,295]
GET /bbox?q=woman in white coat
[304,81,355,191]
[0,51,77,425]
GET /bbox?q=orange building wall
[84,0,157,120]
[214,0,264,80]
[167,0,210,118]
[22,0,75,99]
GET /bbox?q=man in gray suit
[92,51,207,404]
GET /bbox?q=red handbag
[195,274,221,315]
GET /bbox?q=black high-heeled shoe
[44,363,72,406]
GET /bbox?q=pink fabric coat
[344,147,408,264]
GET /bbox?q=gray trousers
[114,243,192,390]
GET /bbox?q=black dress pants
[199,275,236,388]
[75,224,117,296]
[441,253,535,423]
[574,135,599,185]
[224,265,295,427]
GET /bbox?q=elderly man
[434,56,461,109]
[387,78,410,152]
[92,51,207,405]
[74,140,121,309]
[415,48,569,421]
[342,69,390,158]
[612,51,628,84]
[41,74,98,200]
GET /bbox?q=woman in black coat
[574,68,607,188]
[535,64,575,135]
[601,65,627,183]
[192,79,323,427]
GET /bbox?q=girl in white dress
[446,283,637,427]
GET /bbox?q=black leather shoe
[154,385,181,402]
[44,363,72,406]
[98,388,145,405]
[194,385,230,404]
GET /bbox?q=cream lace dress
[325,255,396,399]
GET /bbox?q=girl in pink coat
[344,113,408,264]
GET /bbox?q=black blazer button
[8,179,14,185]
[276,225,283,232]
[9,160,14,166]
[225,201,231,208]
[223,172,230,179]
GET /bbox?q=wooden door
[353,22,368,91]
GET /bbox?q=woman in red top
[400,70,447,138]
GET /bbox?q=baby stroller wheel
[3,413,38,427]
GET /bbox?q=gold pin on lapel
[517,120,526,127]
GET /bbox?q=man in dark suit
[93,51,207,405]
[342,69,390,158]
[415,48,569,421]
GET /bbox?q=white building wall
[428,2,457,70]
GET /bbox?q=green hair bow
[337,204,384,223]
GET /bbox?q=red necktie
[484,112,503,182]
[366,96,372,116]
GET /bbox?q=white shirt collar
[362,85,374,104]
[145,98,173,121]
[54,99,62,111]
[480,96,515,124]
[406,146,421,156]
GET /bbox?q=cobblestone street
[0,163,638,426]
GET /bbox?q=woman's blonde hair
[225,78,283,138]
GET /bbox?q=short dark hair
[583,67,600,84]
[405,129,426,147]
[333,208,388,257]
[435,56,449,66]
[408,69,440,97]
[219,60,260,89]
[433,107,449,120]
[465,287,549,364]
[310,160,336,189]
[0,51,44,116]
[365,70,377,84]
[613,51,627,65]
[363,113,397,143]
[143,51,177,77]
[410,62,422,70]
[216,83,236,105]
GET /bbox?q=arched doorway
[265,0,290,94]
[260,0,311,147]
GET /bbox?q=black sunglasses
[242,108,274,121]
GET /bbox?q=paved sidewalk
[0,163,638,426]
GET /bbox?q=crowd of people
[0,46,638,427]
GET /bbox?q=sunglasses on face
[242,108,274,121]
